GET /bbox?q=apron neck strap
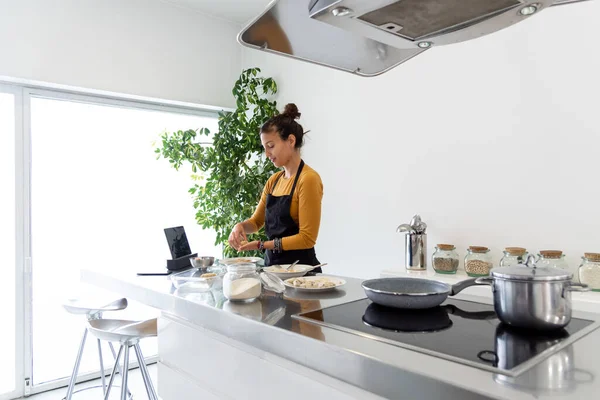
[271,159,305,195]
[289,159,304,196]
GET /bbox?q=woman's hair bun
[282,103,301,120]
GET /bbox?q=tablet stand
[166,253,197,272]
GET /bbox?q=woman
[228,103,323,272]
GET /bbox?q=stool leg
[120,344,130,400]
[109,341,133,398]
[65,328,88,400]
[97,339,106,395]
[134,343,157,400]
[104,344,123,400]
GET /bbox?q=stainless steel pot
[475,261,590,330]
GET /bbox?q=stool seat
[87,318,159,400]
[63,297,131,400]
[63,298,128,315]
[87,319,157,343]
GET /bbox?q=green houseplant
[155,68,279,258]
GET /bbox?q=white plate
[283,276,346,292]
[219,257,264,266]
[263,264,313,279]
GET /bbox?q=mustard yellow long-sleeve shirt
[247,164,323,250]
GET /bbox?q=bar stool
[62,298,131,399]
[87,318,158,400]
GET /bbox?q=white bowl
[263,264,314,279]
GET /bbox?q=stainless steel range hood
[238,0,591,76]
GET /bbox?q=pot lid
[491,266,572,281]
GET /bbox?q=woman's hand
[239,241,259,252]
[228,223,248,250]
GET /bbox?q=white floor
[19,364,158,400]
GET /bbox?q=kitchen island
[81,268,600,400]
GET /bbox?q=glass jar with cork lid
[499,247,528,268]
[537,250,569,270]
[578,253,600,292]
[223,263,262,302]
[464,246,493,277]
[432,244,459,274]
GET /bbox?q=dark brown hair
[261,103,306,149]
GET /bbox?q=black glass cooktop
[295,298,595,376]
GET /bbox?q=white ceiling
[160,0,271,24]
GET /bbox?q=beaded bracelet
[274,238,282,253]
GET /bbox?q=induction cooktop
[294,298,599,376]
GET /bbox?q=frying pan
[361,277,482,309]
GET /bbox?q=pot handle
[567,283,591,293]
[450,277,493,296]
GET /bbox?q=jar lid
[504,247,527,256]
[540,250,563,259]
[260,272,286,294]
[437,244,455,251]
[468,246,489,253]
[491,266,572,281]
[584,253,600,262]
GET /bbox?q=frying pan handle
[443,304,497,320]
[450,277,493,296]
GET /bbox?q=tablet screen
[164,226,192,259]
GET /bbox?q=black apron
[264,160,321,273]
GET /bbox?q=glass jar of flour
[578,253,600,292]
[223,263,262,302]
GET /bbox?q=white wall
[0,0,241,108]
[242,2,600,279]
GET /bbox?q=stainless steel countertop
[82,269,600,400]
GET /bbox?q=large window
[0,91,16,398]
[29,95,221,386]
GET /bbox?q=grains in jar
[465,246,493,277]
[432,244,460,274]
